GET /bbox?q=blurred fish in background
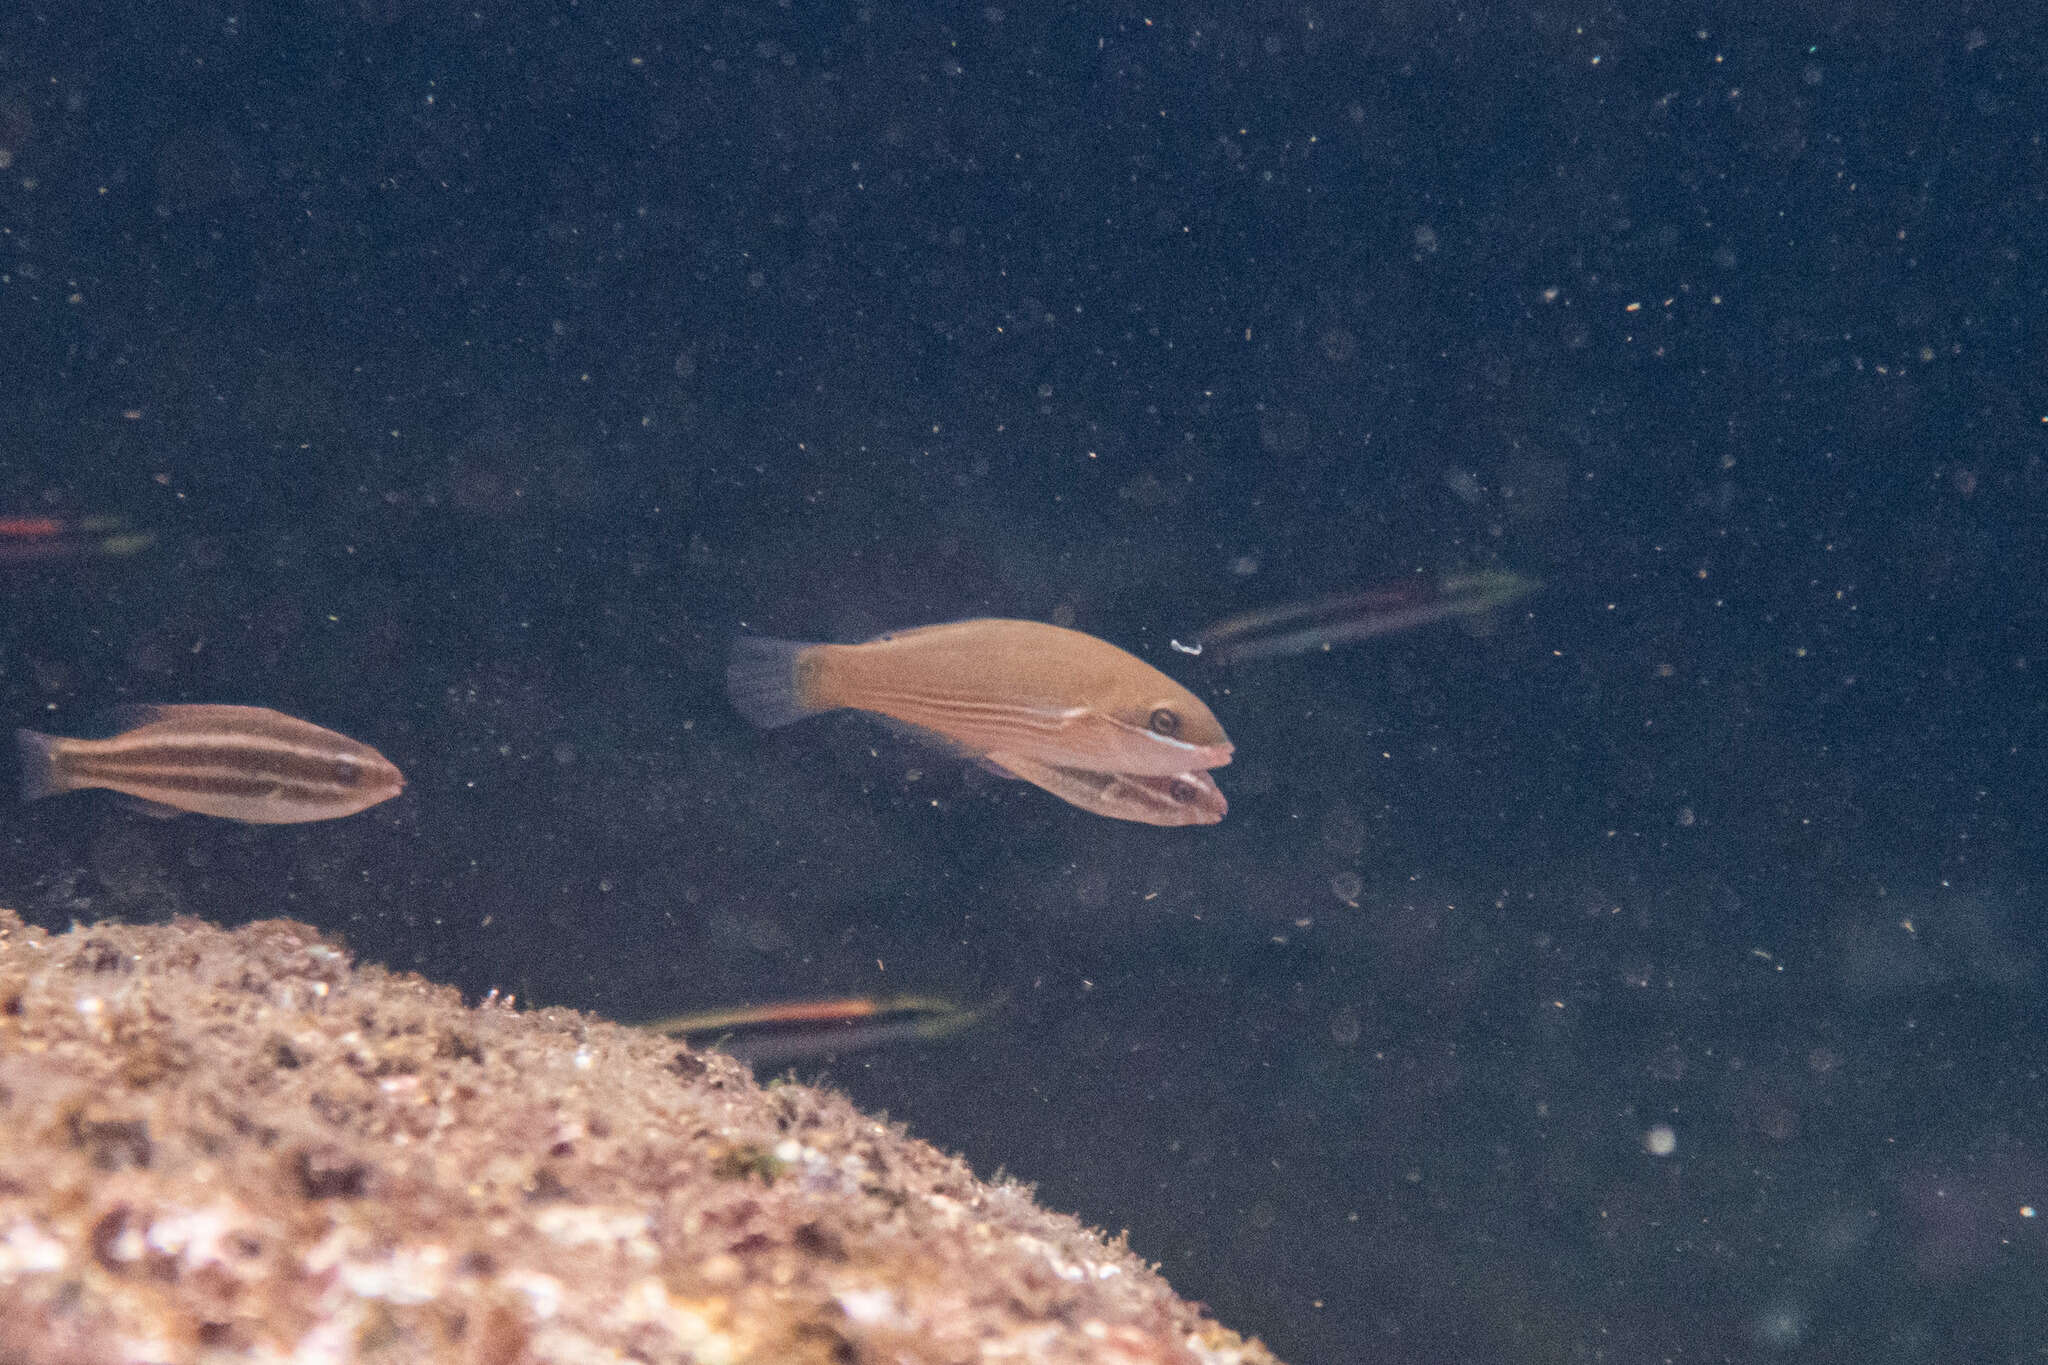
[0,514,156,566]
[17,704,404,823]
[644,993,990,1068]
[1192,569,1539,664]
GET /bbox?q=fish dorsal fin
[102,703,170,732]
[105,703,273,729]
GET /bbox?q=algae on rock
[0,908,1283,1365]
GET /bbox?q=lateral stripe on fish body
[16,704,404,824]
[832,680,1090,752]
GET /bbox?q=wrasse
[17,704,404,823]
[1194,569,1539,664]
[644,993,987,1068]
[728,618,1231,826]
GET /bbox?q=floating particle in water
[1750,1301,1807,1349]
[1330,871,1362,907]
[1329,1006,1362,1047]
[1643,1124,1677,1157]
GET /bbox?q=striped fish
[16,704,404,824]
[728,618,1232,826]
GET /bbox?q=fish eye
[1147,707,1182,738]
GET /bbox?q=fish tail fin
[15,729,66,802]
[726,635,825,729]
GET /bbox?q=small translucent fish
[644,993,988,1067]
[728,618,1231,826]
[0,514,157,565]
[17,704,405,823]
[1197,570,1539,664]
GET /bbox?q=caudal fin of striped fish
[15,729,66,802]
[727,635,824,729]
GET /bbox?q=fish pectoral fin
[989,753,1118,800]
[113,794,189,820]
[871,714,983,761]
[102,703,169,731]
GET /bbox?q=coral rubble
[0,910,1283,1364]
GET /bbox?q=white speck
[146,1206,241,1270]
[534,1204,654,1258]
[835,1287,898,1325]
[1751,1301,1807,1348]
[288,1306,366,1365]
[1644,1124,1677,1156]
[0,1219,69,1274]
[76,996,103,1016]
[573,1045,594,1070]
[337,1245,448,1304]
[773,1139,804,1165]
[1014,1234,1088,1281]
[505,1269,563,1319]
[612,1277,728,1358]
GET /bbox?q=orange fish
[728,618,1231,826]
[17,704,404,824]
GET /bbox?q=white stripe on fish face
[856,687,1230,776]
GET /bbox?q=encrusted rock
[0,909,1283,1364]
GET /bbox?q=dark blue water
[4,6,2043,1361]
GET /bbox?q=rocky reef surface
[0,909,1283,1364]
